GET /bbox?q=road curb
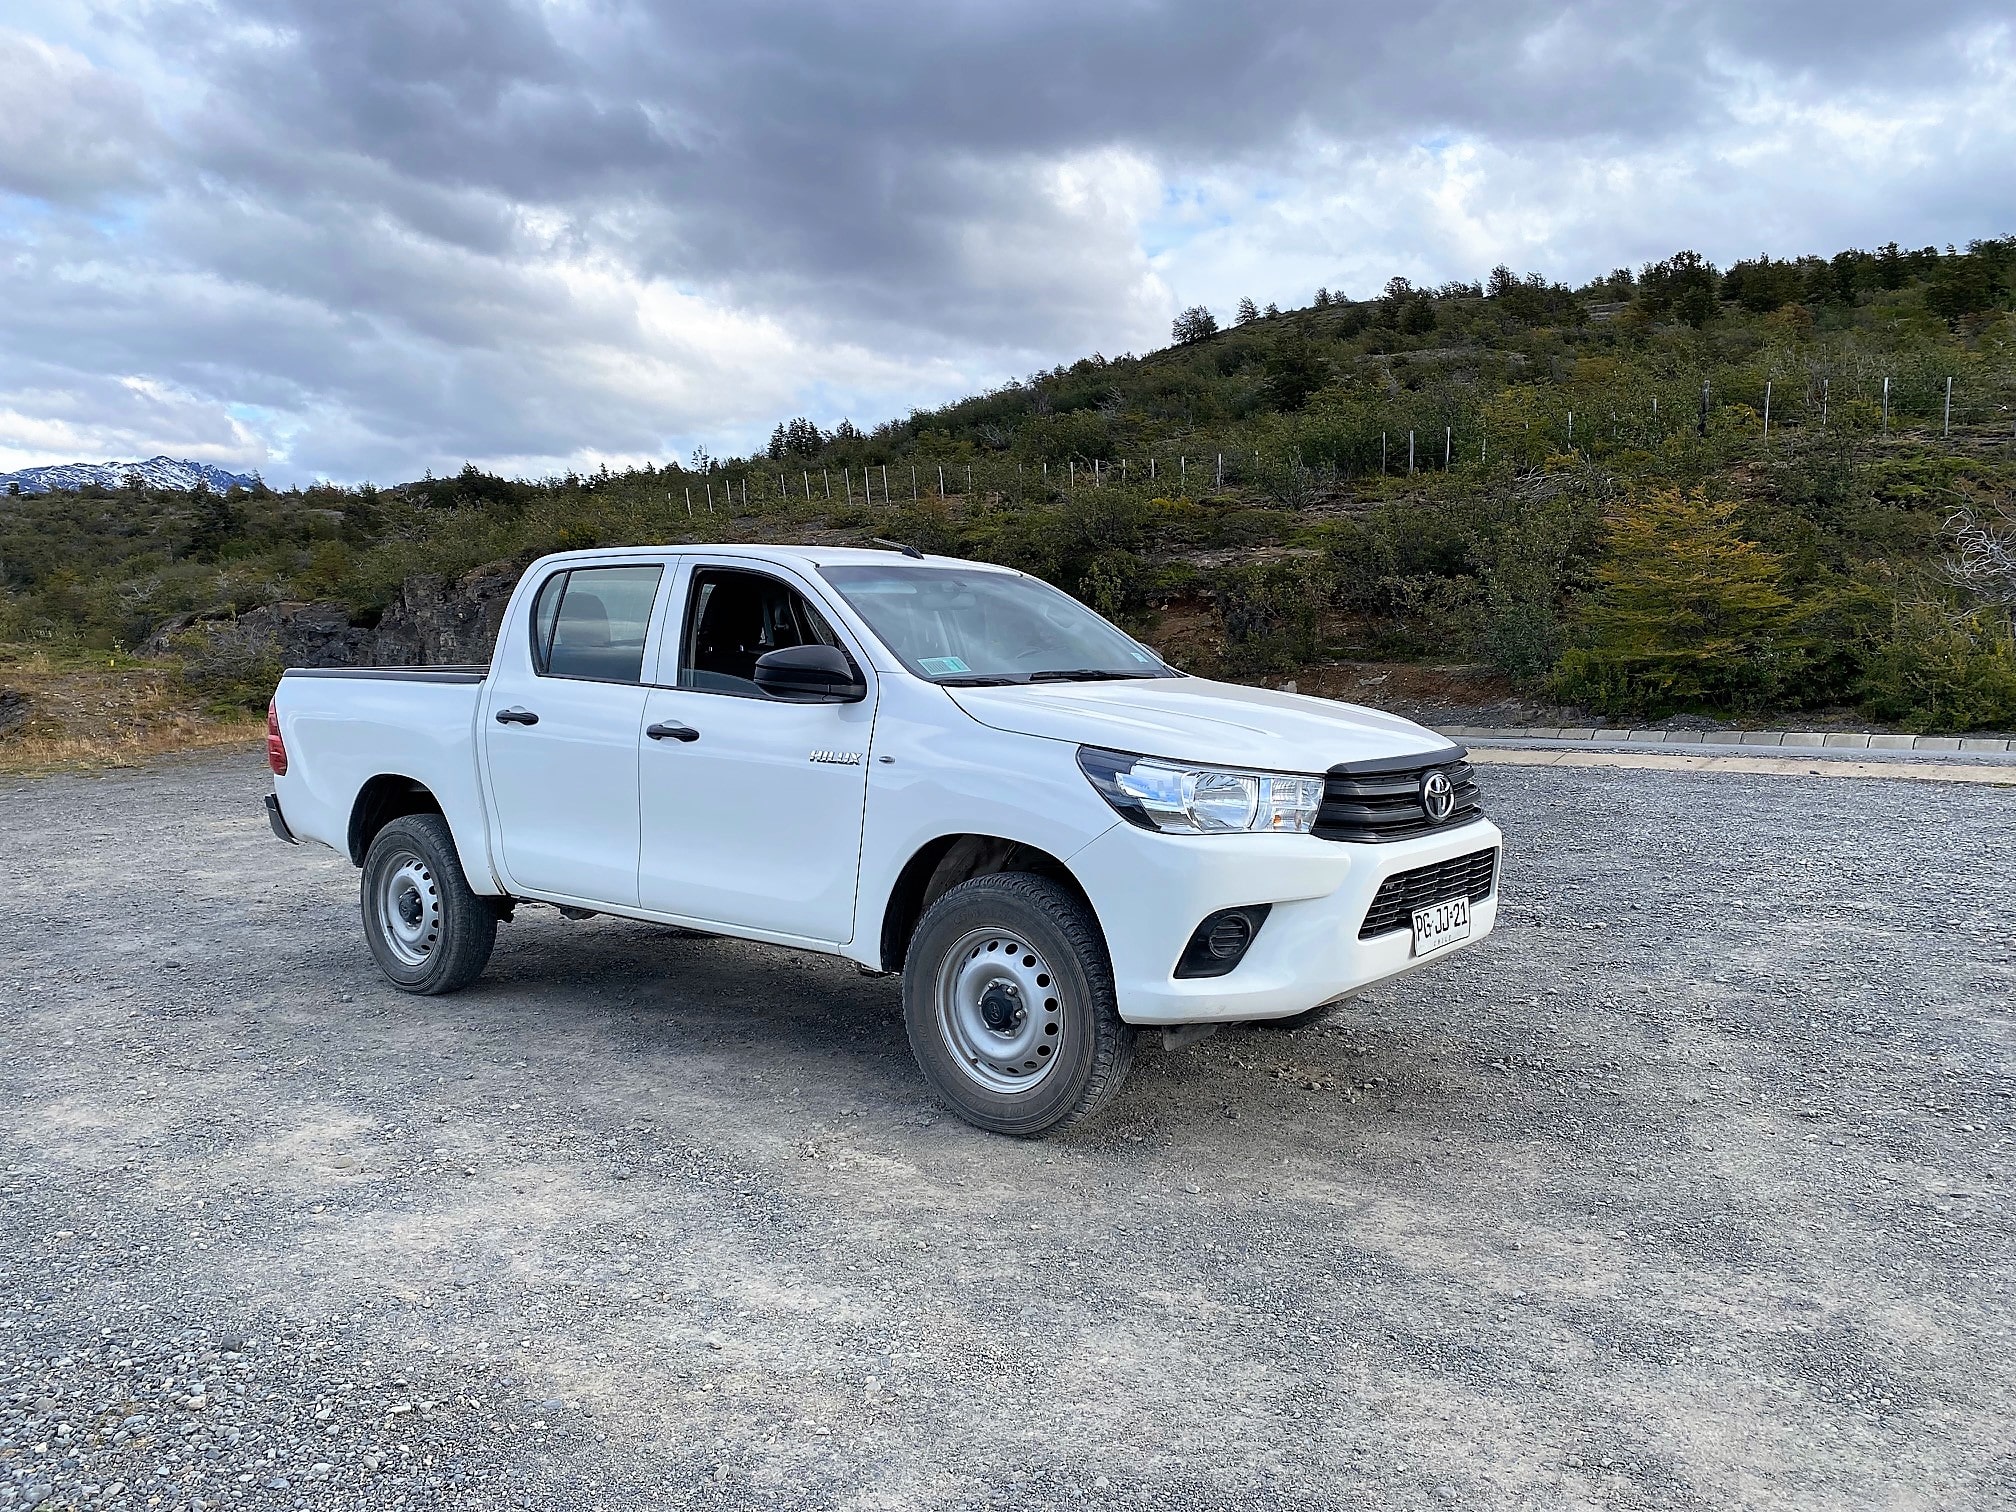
[1465,747,2016,785]
[1434,725,2012,754]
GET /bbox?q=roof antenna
[871,537,925,559]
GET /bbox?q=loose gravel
[1,751,2010,1510]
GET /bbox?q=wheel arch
[877,833,1103,975]
[347,774,447,866]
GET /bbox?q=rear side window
[530,564,664,683]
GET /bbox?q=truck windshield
[819,563,1173,684]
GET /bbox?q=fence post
[1568,410,1574,446]
[705,481,714,512]
[1216,453,1223,488]
[1068,460,1075,489]
[1381,433,1387,474]
[684,487,693,517]
[844,468,852,504]
[1179,456,1186,490]
[1444,426,1451,467]
[1821,378,1828,434]
[1149,457,1156,481]
[1944,376,1952,437]
[1882,377,1890,434]
[802,470,810,501]
[1408,430,1415,475]
[966,464,973,497]
[1763,380,1771,439]
[938,466,946,500]
[1093,459,1100,487]
[882,464,889,502]
[1698,381,1710,438]
[741,477,748,509]
[1121,459,1128,484]
[911,466,918,501]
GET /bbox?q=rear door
[482,559,672,906]
[636,558,876,942]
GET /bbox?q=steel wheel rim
[935,926,1066,1094]
[377,851,442,968]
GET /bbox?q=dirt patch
[0,649,261,773]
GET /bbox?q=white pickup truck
[266,544,1501,1134]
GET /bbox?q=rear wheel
[360,813,495,995]
[903,873,1133,1136]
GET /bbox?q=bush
[1552,488,1793,713]
[170,624,284,713]
[1858,603,2016,731]
[1210,559,1332,674]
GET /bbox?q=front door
[483,560,667,906]
[637,562,875,942]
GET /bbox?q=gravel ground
[2,751,2011,1512]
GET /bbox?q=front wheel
[360,813,496,995]
[902,873,1134,1136]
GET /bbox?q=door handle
[646,721,699,743]
[495,707,540,726]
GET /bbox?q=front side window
[819,563,1171,684]
[531,564,663,683]
[679,567,845,695]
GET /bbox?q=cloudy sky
[2,1,2010,485]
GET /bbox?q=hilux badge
[810,749,863,765]
[1421,769,1455,822]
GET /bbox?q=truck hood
[945,676,1456,773]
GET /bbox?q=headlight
[1077,747,1324,835]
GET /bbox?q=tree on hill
[1172,306,1219,344]
[1635,251,1720,327]
[768,417,825,459]
[1235,296,1259,325]
[1555,488,1793,711]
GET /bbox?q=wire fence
[643,370,2016,517]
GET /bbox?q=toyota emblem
[1420,769,1456,822]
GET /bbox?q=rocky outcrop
[0,687,27,737]
[143,600,371,668]
[369,559,521,666]
[142,558,524,671]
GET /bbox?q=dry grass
[0,647,264,776]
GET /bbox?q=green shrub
[170,625,284,713]
[1858,603,2016,731]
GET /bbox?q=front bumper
[1070,816,1503,1025]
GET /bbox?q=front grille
[1358,849,1499,939]
[1314,750,1484,843]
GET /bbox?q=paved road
[2,752,2011,1511]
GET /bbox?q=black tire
[902,873,1133,1136]
[360,813,496,995]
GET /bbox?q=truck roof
[527,543,1018,572]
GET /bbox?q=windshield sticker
[1129,649,1151,662]
[919,655,971,675]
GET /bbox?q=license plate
[1412,896,1471,956]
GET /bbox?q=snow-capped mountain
[0,457,259,495]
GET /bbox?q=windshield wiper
[934,674,1022,686]
[1026,668,1162,682]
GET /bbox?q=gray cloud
[0,2,2008,482]
[0,30,158,202]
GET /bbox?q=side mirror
[754,644,866,703]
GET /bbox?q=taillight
[266,700,289,776]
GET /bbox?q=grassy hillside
[4,237,2015,738]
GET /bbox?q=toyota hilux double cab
[265,545,1502,1135]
